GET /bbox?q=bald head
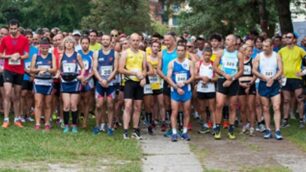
[225,34,237,48]
[129,33,141,50]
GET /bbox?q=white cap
[72,30,81,36]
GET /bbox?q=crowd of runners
[0,19,306,142]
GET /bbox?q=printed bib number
[8,59,21,65]
[262,68,275,78]
[197,82,215,93]
[149,75,159,83]
[243,65,251,75]
[100,66,113,76]
[175,73,187,83]
[34,79,52,86]
[144,84,153,94]
[63,63,76,73]
[223,58,237,70]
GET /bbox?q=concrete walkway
[141,133,203,172]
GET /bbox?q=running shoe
[63,126,69,133]
[198,125,210,134]
[2,121,9,128]
[72,126,78,133]
[34,124,40,130]
[14,121,24,128]
[274,130,283,140]
[281,120,290,128]
[132,130,143,140]
[163,129,172,138]
[123,132,129,140]
[148,126,153,135]
[214,130,221,140]
[299,121,305,129]
[161,122,167,132]
[228,131,236,140]
[107,128,114,136]
[45,124,51,132]
[20,117,26,123]
[181,133,191,141]
[26,117,34,122]
[171,134,178,142]
[258,123,266,132]
[249,127,255,136]
[263,129,272,139]
[92,127,100,135]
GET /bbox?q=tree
[275,0,293,33]
[179,0,278,36]
[0,0,90,31]
[81,0,152,34]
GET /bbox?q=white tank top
[197,61,215,93]
[259,51,278,79]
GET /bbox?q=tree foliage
[81,0,152,34]
[179,0,279,36]
[0,0,90,31]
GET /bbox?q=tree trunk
[275,0,293,34]
[257,0,269,33]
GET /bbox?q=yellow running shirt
[125,48,144,82]
[147,55,162,90]
[279,45,306,79]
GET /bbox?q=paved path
[141,133,203,172]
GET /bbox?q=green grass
[282,119,306,151]
[0,119,142,171]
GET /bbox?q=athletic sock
[63,111,70,125]
[72,110,78,125]
[4,117,9,122]
[172,128,177,135]
[183,127,188,134]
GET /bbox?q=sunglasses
[112,34,118,37]
[187,46,194,48]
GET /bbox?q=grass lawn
[282,119,306,151]
[0,118,142,172]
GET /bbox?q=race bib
[197,82,215,93]
[38,65,50,70]
[175,73,187,83]
[129,68,141,80]
[83,60,89,70]
[223,58,237,70]
[243,65,251,75]
[25,62,31,70]
[34,79,52,86]
[144,84,153,94]
[100,66,113,76]
[281,77,287,86]
[63,63,76,73]
[8,59,21,65]
[262,68,275,78]
[149,75,159,84]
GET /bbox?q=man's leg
[170,99,179,141]
[295,88,304,127]
[282,90,291,127]
[2,82,13,127]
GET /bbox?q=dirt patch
[190,130,306,172]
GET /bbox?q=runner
[167,41,195,142]
[89,30,102,51]
[252,39,283,140]
[20,31,37,123]
[238,44,256,136]
[30,37,56,131]
[157,32,178,134]
[119,33,146,139]
[78,37,94,128]
[279,32,306,128]
[59,36,85,133]
[213,34,244,140]
[195,47,217,134]
[0,19,29,128]
[92,34,118,136]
